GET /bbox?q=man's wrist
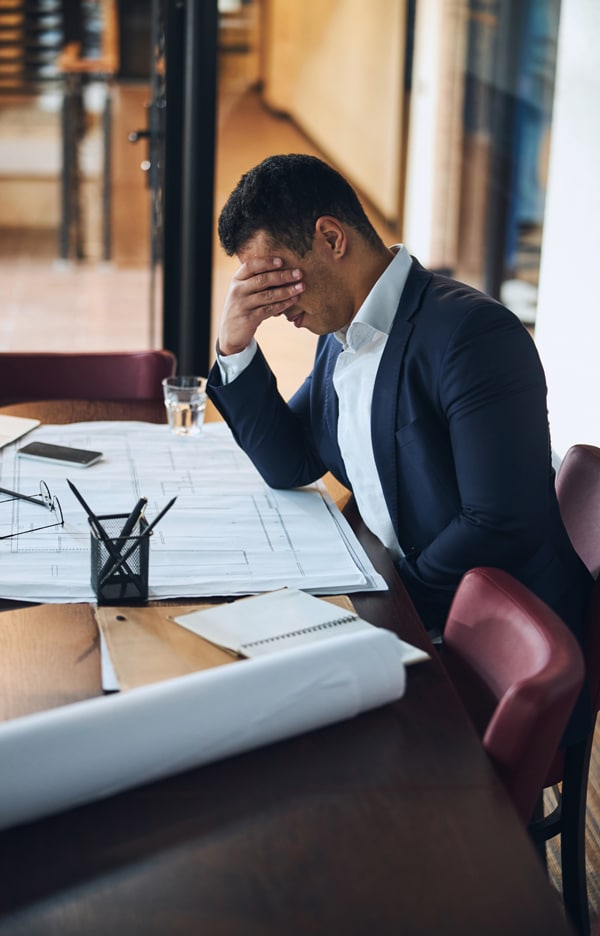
[217,337,251,357]
[216,338,258,385]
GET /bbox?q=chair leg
[530,793,549,871]
[560,739,593,936]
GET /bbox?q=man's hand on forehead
[218,255,305,356]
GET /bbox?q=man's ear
[314,216,346,259]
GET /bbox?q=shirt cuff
[216,338,258,385]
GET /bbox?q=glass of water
[162,376,207,436]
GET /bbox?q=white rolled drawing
[0,627,406,831]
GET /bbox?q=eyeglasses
[0,481,64,539]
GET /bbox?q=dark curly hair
[218,154,383,257]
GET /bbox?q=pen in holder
[90,513,150,604]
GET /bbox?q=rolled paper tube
[0,627,406,831]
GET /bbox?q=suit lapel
[371,260,432,534]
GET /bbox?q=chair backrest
[0,351,177,404]
[444,567,585,824]
[555,443,600,726]
[556,444,600,580]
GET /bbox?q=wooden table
[0,402,572,935]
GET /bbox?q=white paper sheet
[0,421,386,601]
[0,627,406,831]
[0,414,40,449]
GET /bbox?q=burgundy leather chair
[529,444,600,936]
[443,567,585,827]
[0,350,177,404]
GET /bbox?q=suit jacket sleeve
[206,343,328,488]
[395,304,556,623]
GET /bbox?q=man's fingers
[235,258,303,290]
[251,267,302,291]
[235,256,284,279]
[256,281,304,308]
[230,277,304,313]
[260,293,302,319]
[219,255,305,356]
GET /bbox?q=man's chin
[286,312,329,335]
[285,311,305,329]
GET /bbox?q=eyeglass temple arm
[0,485,52,509]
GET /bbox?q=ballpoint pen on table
[98,496,177,587]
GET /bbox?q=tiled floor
[0,84,155,352]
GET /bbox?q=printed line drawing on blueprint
[0,422,385,602]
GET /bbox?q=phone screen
[17,441,103,468]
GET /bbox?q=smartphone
[16,441,104,468]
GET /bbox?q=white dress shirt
[332,245,412,561]
[217,245,413,560]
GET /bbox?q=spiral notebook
[173,588,428,664]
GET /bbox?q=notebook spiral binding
[243,613,358,649]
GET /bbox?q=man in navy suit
[207,154,591,657]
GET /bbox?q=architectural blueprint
[0,422,386,602]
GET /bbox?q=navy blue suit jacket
[208,259,592,687]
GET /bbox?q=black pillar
[163,0,218,374]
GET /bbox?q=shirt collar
[334,244,412,350]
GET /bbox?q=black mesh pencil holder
[90,513,150,604]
